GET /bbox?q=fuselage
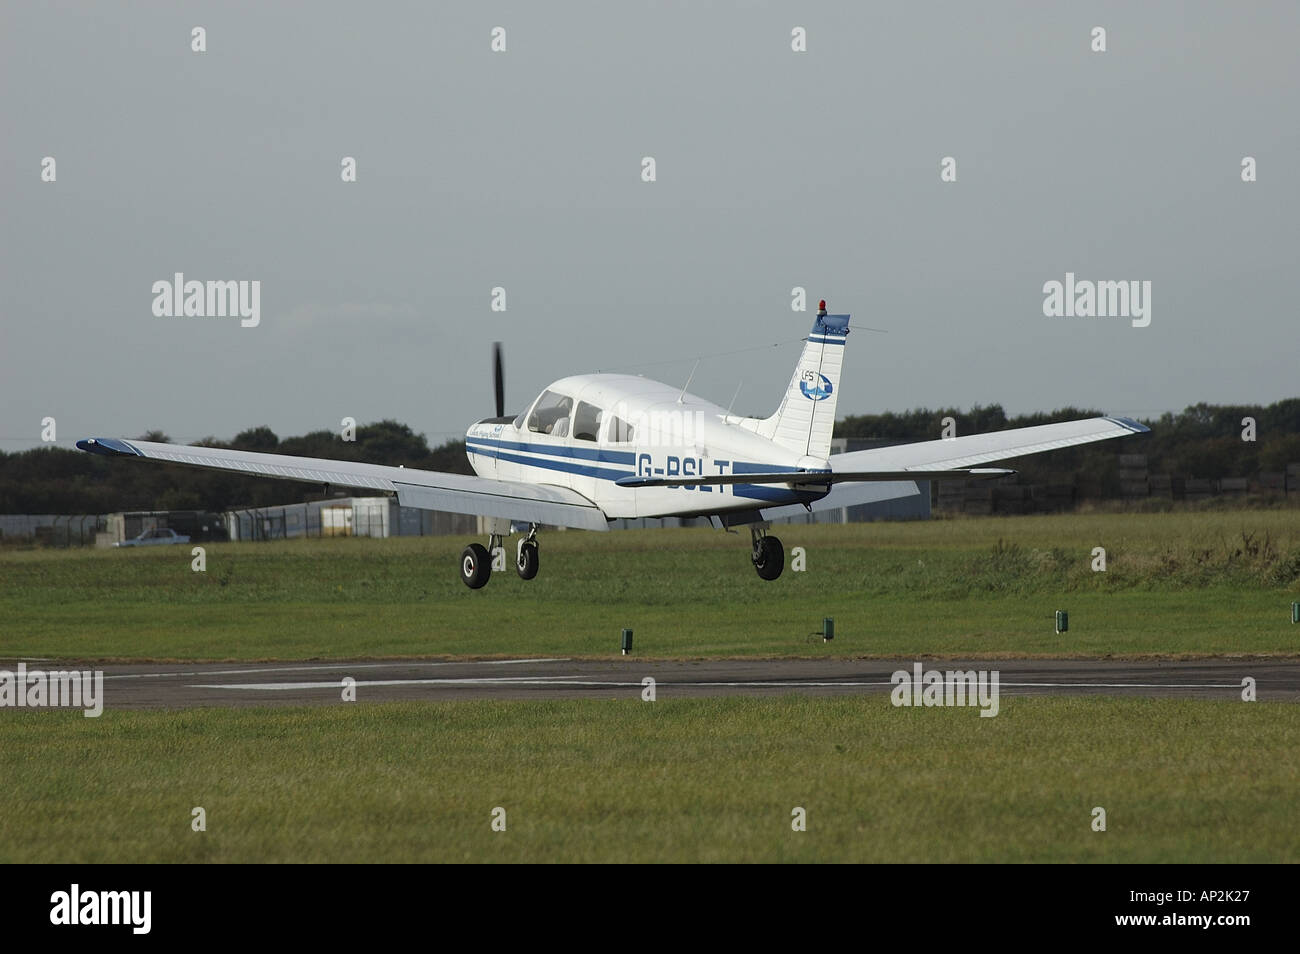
[465,373,828,520]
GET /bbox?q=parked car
[114,527,191,547]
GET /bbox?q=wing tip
[1106,416,1151,434]
[76,437,143,457]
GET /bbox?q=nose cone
[464,423,492,475]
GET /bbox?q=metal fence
[0,514,105,547]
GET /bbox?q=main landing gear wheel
[516,539,539,580]
[752,532,784,581]
[460,543,491,589]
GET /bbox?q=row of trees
[1,401,1296,514]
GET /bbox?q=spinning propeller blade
[492,342,505,419]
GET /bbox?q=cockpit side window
[573,402,603,442]
[606,416,635,443]
[526,390,574,435]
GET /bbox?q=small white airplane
[79,301,1148,588]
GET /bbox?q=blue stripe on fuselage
[465,436,637,465]
[490,449,633,482]
[466,436,819,506]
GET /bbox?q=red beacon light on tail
[818,299,827,316]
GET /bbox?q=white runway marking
[190,676,1246,692]
[103,658,569,681]
[194,676,591,690]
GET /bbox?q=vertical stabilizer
[756,304,850,459]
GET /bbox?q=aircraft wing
[624,416,1145,489]
[769,416,1149,517]
[616,416,1146,520]
[75,437,611,532]
[826,415,1149,472]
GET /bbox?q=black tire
[753,535,784,581]
[460,543,491,589]
[516,540,539,580]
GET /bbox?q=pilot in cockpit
[543,397,572,435]
[549,400,571,437]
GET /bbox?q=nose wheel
[751,525,784,581]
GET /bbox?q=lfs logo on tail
[799,373,833,401]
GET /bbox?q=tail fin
[754,309,850,460]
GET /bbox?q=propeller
[492,341,505,419]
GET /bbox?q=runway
[3,657,1296,708]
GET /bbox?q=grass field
[4,511,1296,865]
[2,510,1298,660]
[2,696,1295,863]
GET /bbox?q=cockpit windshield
[525,389,573,436]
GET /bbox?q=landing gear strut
[751,524,784,581]
[460,521,541,589]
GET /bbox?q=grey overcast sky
[2,1,1297,451]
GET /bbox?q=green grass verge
[2,696,1295,863]
[2,510,1299,659]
